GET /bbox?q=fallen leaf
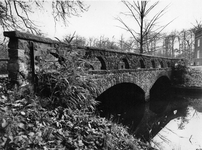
[1,118,7,128]
[18,123,25,129]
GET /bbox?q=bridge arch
[119,58,130,69]
[150,75,171,93]
[150,71,171,89]
[162,60,168,68]
[139,59,145,68]
[159,60,164,68]
[167,61,171,67]
[87,56,107,70]
[149,75,171,113]
[96,83,145,131]
[122,58,130,69]
[151,59,156,68]
[96,56,107,70]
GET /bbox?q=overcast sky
[45,0,202,39]
[11,0,202,41]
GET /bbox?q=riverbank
[173,66,202,91]
[172,85,202,95]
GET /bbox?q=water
[97,87,202,150]
[151,92,202,150]
[152,106,202,150]
[96,84,202,150]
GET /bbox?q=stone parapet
[4,31,58,45]
[4,31,58,86]
[4,30,181,101]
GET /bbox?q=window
[198,39,200,47]
[197,50,200,58]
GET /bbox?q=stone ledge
[83,46,179,60]
[4,31,58,44]
[88,68,170,74]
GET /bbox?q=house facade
[194,29,202,65]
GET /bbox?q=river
[97,87,202,150]
[151,90,202,150]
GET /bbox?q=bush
[35,44,98,110]
[172,59,189,84]
[172,60,202,87]
[0,96,149,150]
[36,71,98,110]
[182,68,202,87]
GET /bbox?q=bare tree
[118,35,138,52]
[160,29,194,61]
[92,36,119,49]
[192,20,202,33]
[117,0,172,54]
[178,29,194,62]
[0,0,88,34]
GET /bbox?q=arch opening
[119,58,130,69]
[160,61,164,68]
[167,61,171,67]
[139,59,145,68]
[89,65,94,70]
[96,83,145,133]
[149,76,171,114]
[122,58,130,69]
[97,56,106,70]
[151,60,156,68]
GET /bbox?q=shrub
[0,97,148,150]
[172,59,189,84]
[172,60,202,87]
[36,44,98,110]
[182,68,202,87]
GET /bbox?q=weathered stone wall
[4,31,179,100]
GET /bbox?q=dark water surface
[97,87,202,150]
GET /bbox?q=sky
[39,0,202,41]
[3,0,202,42]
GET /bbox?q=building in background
[194,29,202,65]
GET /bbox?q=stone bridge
[82,47,178,100]
[4,31,180,101]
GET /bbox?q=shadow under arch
[96,83,145,133]
[167,61,171,67]
[151,59,156,68]
[96,56,107,70]
[149,76,171,114]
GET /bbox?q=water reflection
[134,94,189,142]
[151,94,202,150]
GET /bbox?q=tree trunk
[140,12,144,53]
